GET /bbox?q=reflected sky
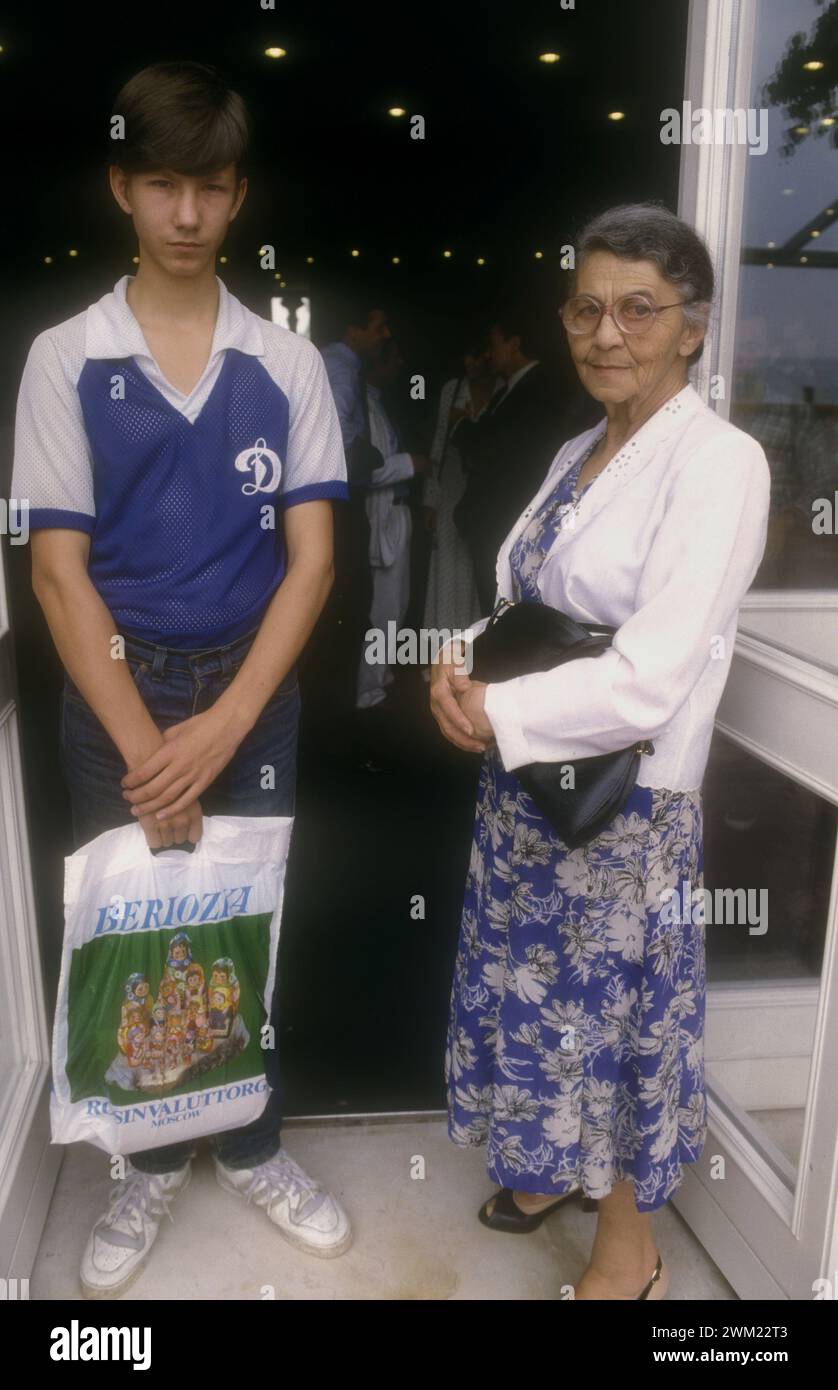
[736,0,837,394]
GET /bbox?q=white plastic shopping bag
[50,815,293,1155]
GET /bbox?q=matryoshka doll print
[117,972,152,1057]
[184,962,207,1021]
[207,958,240,1039]
[162,931,193,1000]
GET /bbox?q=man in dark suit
[452,304,582,611]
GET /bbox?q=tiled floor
[32,1117,737,1301]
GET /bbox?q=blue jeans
[58,625,300,1175]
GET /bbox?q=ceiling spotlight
[476,257,486,265]
[68,248,78,257]
[43,255,53,264]
[538,53,560,64]
[811,229,821,237]
[534,250,544,259]
[274,272,281,279]
[608,111,626,121]
[767,240,776,248]
[821,117,836,127]
[388,107,407,117]
[305,256,315,264]
[766,262,774,270]
[350,248,360,258]
[803,60,824,71]
[800,255,808,263]
[264,47,286,59]
[793,125,810,135]
[132,255,139,264]
[442,249,453,258]
[219,255,228,264]
[827,208,836,216]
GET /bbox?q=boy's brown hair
[110,61,250,179]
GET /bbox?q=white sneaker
[214,1148,352,1258]
[80,1159,191,1298]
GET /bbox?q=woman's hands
[121,705,248,821]
[430,645,493,753]
[456,680,493,743]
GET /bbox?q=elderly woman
[430,203,770,1301]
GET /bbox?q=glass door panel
[703,733,836,1178]
[730,0,838,592]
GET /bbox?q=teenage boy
[12,61,352,1298]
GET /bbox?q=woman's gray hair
[571,203,714,364]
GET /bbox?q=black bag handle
[488,596,615,640]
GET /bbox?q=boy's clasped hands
[120,702,251,844]
[121,656,496,847]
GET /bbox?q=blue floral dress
[444,446,707,1212]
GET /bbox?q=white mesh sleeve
[263,332,348,509]
[11,316,95,533]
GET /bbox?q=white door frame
[0,520,62,1281]
[675,0,838,1299]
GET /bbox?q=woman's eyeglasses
[560,293,685,336]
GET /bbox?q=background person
[320,292,392,718]
[451,302,570,611]
[421,334,497,659]
[355,340,430,754]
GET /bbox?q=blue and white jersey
[12,275,349,647]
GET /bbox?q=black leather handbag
[470,599,654,848]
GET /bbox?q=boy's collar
[84,274,265,360]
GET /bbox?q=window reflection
[703,734,834,983]
[732,0,838,590]
[703,735,836,1174]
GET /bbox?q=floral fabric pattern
[509,440,596,602]
[444,452,707,1211]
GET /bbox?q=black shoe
[636,1254,668,1300]
[477,1185,595,1233]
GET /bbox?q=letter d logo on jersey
[234,437,282,495]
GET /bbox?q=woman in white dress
[422,343,502,653]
